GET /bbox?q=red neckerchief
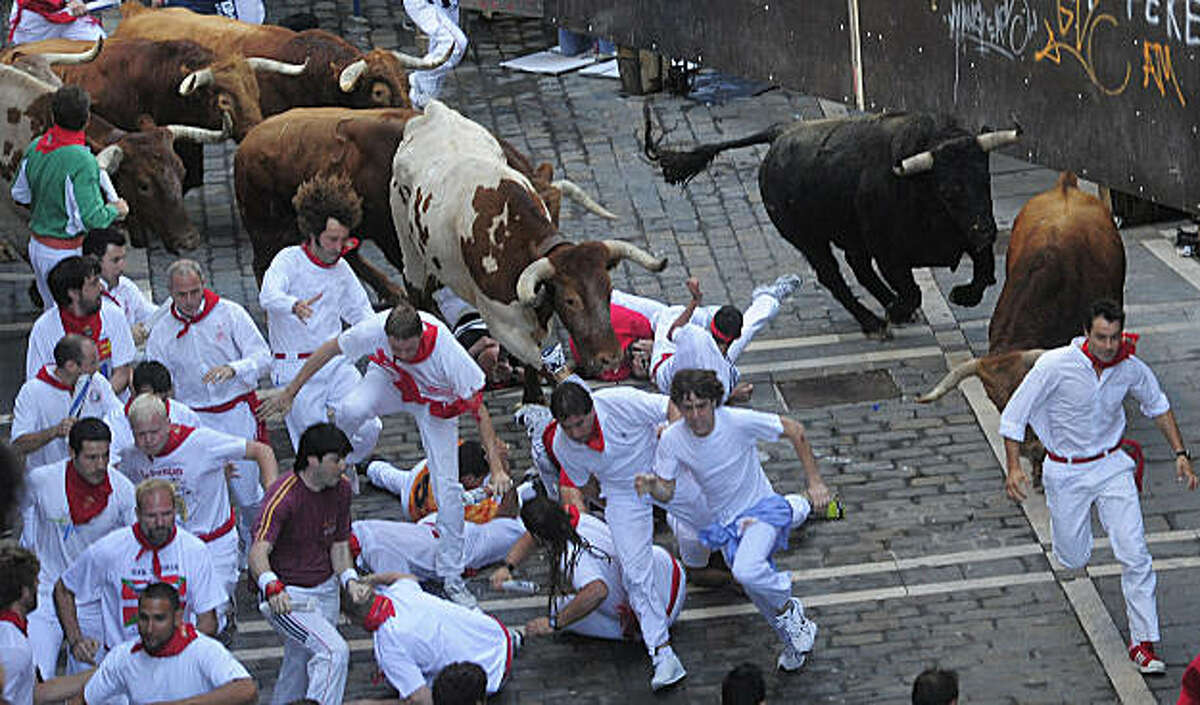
[400,322,438,364]
[362,594,395,632]
[153,425,195,458]
[36,365,73,392]
[35,125,86,154]
[132,522,176,580]
[134,623,197,657]
[585,416,604,452]
[0,610,27,637]
[60,305,102,342]
[301,238,360,268]
[709,318,735,344]
[564,503,581,529]
[348,532,362,560]
[65,460,112,525]
[171,289,221,338]
[1081,332,1139,371]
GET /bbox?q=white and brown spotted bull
[390,101,665,388]
[917,172,1125,483]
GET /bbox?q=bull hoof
[864,323,892,341]
[948,284,984,307]
[886,305,918,325]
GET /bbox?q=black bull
[644,108,1019,337]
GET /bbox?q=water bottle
[500,580,538,595]
[462,486,491,506]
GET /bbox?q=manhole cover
[777,370,901,410]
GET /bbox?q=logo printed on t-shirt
[120,575,189,626]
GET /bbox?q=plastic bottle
[462,486,491,505]
[500,579,538,595]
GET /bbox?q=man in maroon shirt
[249,423,361,705]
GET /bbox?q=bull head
[338,43,453,107]
[517,239,666,307]
[96,126,200,252]
[891,126,1021,176]
[178,56,288,142]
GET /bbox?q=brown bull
[114,4,446,116]
[233,107,616,304]
[918,172,1125,481]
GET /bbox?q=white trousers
[194,403,263,566]
[264,577,348,705]
[272,355,382,468]
[28,590,103,678]
[602,489,672,655]
[1043,454,1159,642]
[402,0,467,107]
[205,531,240,609]
[8,7,104,46]
[559,546,686,641]
[28,239,81,309]
[335,365,466,579]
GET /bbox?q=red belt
[491,615,514,679]
[273,352,312,360]
[32,233,84,250]
[194,390,270,444]
[665,555,683,617]
[196,509,236,543]
[1046,441,1123,465]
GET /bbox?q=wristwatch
[1175,448,1191,460]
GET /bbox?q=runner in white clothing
[119,394,279,617]
[0,546,93,705]
[11,335,125,471]
[22,418,135,679]
[259,301,510,608]
[26,255,135,394]
[637,368,838,673]
[491,497,686,642]
[401,0,467,107]
[351,515,524,580]
[83,228,159,345]
[55,478,223,665]
[999,300,1197,675]
[259,174,380,469]
[83,582,256,705]
[365,440,510,524]
[345,572,518,703]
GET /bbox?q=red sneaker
[1129,641,1166,675]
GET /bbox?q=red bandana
[35,125,86,154]
[0,610,27,637]
[348,532,362,560]
[134,623,197,657]
[709,318,735,344]
[36,365,73,392]
[171,289,221,338]
[153,424,195,458]
[363,594,395,632]
[301,238,360,268]
[133,522,176,580]
[60,305,102,342]
[564,503,581,528]
[1081,332,1139,370]
[585,417,604,452]
[65,460,112,525]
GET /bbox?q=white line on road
[738,346,942,376]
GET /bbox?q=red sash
[193,392,269,444]
[368,324,482,419]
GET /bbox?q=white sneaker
[443,578,478,610]
[753,273,803,302]
[774,598,817,654]
[650,646,687,690]
[777,644,806,671]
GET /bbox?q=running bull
[644,108,1019,338]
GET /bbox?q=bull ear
[534,162,553,183]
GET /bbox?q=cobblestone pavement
[3,2,1200,703]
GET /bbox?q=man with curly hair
[259,174,381,489]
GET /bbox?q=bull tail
[1057,171,1079,194]
[915,358,981,403]
[642,103,782,185]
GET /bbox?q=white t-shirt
[352,516,524,578]
[22,459,137,597]
[60,525,226,650]
[105,276,158,327]
[145,296,270,410]
[26,299,136,382]
[260,245,374,355]
[83,632,250,705]
[653,322,736,399]
[550,387,670,494]
[116,426,246,536]
[10,367,126,470]
[373,578,509,697]
[654,407,783,524]
[0,621,34,705]
[337,310,484,406]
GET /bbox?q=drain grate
[777,370,901,410]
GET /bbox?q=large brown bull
[917,172,1125,481]
[233,107,616,304]
[114,4,447,116]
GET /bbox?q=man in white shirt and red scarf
[83,228,159,345]
[147,258,271,558]
[7,0,103,46]
[1000,298,1197,676]
[22,417,135,680]
[82,582,257,705]
[260,301,510,609]
[11,86,125,306]
[26,255,135,395]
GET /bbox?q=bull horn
[892,150,934,177]
[552,179,618,220]
[38,37,102,65]
[247,56,308,75]
[166,121,227,144]
[390,40,454,69]
[915,357,981,403]
[178,68,214,96]
[95,144,123,174]
[338,59,367,92]
[976,128,1021,152]
[602,239,667,272]
[517,257,556,307]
